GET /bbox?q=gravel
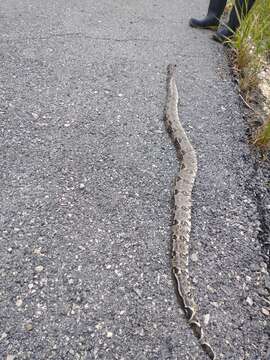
[0,0,269,359]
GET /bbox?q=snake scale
[164,64,215,360]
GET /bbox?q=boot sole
[212,32,233,44]
[189,20,218,31]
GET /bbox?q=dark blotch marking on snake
[180,163,186,170]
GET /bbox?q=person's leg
[227,0,256,31]
[189,0,227,30]
[213,0,256,42]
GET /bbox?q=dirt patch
[258,64,270,116]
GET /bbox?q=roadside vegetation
[227,0,270,149]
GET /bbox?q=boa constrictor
[164,64,215,360]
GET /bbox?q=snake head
[167,64,177,77]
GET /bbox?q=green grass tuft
[254,118,270,149]
[227,0,270,147]
[230,0,270,92]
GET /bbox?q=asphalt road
[0,0,269,359]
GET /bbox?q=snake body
[164,64,215,360]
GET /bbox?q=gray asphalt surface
[0,0,269,359]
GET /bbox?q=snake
[164,64,215,360]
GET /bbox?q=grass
[254,119,270,148]
[227,0,270,148]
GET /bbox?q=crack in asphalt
[0,32,178,45]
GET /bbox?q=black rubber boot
[213,0,256,43]
[189,0,227,30]
[212,26,233,43]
